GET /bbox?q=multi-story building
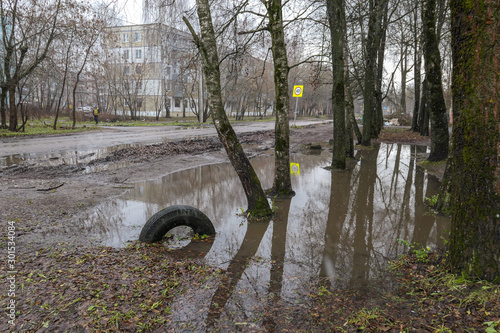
[103,23,201,118]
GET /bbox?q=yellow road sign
[293,85,303,97]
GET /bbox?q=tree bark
[362,0,377,146]
[411,0,422,132]
[266,0,294,196]
[447,0,499,281]
[374,6,388,137]
[183,1,272,218]
[422,0,449,161]
[327,0,346,169]
[418,78,430,136]
[0,87,7,129]
[362,0,386,145]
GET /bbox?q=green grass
[0,124,97,137]
[1,115,280,137]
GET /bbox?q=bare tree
[327,0,346,169]
[249,0,295,196]
[183,0,272,218]
[53,33,73,130]
[422,0,448,161]
[1,0,62,131]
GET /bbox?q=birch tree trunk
[266,0,294,196]
[327,0,346,169]
[183,0,272,218]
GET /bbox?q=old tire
[139,205,216,243]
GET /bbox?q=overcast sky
[118,0,143,25]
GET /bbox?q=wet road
[0,119,328,157]
[0,119,330,166]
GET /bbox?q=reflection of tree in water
[350,145,379,287]
[411,145,446,246]
[205,221,269,329]
[205,199,292,330]
[320,144,448,287]
[320,167,353,285]
[263,198,291,330]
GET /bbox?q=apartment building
[103,23,200,118]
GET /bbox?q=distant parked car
[76,106,92,112]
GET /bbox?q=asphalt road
[0,119,331,166]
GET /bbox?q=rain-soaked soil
[1,124,498,332]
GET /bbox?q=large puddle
[58,143,449,328]
[79,143,447,273]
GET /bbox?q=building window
[124,98,130,106]
[134,32,141,42]
[122,33,129,42]
[135,49,142,59]
[123,50,129,59]
[174,98,181,108]
[135,65,142,74]
[136,98,143,108]
[123,66,130,75]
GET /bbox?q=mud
[0,124,344,253]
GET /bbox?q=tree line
[181,0,498,282]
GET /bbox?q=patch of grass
[10,242,220,332]
[419,159,447,169]
[311,250,500,332]
[397,239,432,263]
[348,308,387,330]
[0,125,97,137]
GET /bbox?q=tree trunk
[418,78,429,136]
[54,40,73,130]
[327,0,346,169]
[183,1,272,218]
[411,1,422,132]
[422,0,449,162]
[8,83,17,131]
[266,0,294,196]
[362,0,386,145]
[374,7,388,137]
[1,87,7,129]
[447,0,499,281]
[345,63,356,155]
[400,43,407,116]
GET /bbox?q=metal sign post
[292,85,303,126]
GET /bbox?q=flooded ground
[65,143,449,329]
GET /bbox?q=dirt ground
[0,123,340,250]
[3,124,497,332]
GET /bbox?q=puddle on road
[0,136,214,169]
[80,144,448,275]
[69,143,449,329]
[0,145,138,168]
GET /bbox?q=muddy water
[79,143,449,328]
[0,144,138,168]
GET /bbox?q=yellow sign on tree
[290,162,300,175]
[293,85,303,97]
